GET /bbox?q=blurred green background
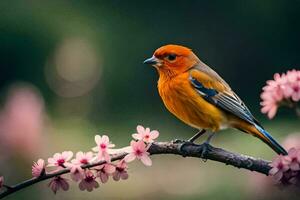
[0,0,300,200]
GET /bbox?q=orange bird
[144,44,287,155]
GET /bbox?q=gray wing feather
[190,62,262,127]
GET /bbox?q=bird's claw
[200,142,212,161]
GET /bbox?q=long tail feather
[254,124,287,155]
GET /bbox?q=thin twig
[0,141,271,199]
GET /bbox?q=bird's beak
[143,56,159,65]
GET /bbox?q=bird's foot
[200,132,215,160]
[200,142,212,161]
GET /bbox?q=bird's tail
[233,120,287,155]
[252,124,287,155]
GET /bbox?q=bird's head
[144,44,199,77]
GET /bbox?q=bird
[143,44,287,155]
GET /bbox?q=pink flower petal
[99,172,109,183]
[101,135,109,144]
[92,146,98,152]
[288,147,297,156]
[137,125,145,133]
[273,171,283,182]
[79,181,86,191]
[109,143,116,147]
[269,167,279,175]
[60,180,69,191]
[140,154,152,166]
[104,164,116,174]
[267,106,278,119]
[76,151,84,158]
[95,135,101,145]
[145,127,150,133]
[70,171,84,182]
[120,172,129,180]
[48,176,69,194]
[113,172,121,181]
[124,153,136,163]
[32,159,45,177]
[290,162,300,171]
[47,158,56,165]
[150,130,159,139]
[103,152,111,162]
[132,133,142,140]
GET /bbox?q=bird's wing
[189,68,261,126]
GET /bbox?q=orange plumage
[144,44,287,155]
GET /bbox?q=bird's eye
[166,54,177,61]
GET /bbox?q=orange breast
[158,72,226,131]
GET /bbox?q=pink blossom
[260,92,279,119]
[0,176,4,188]
[96,163,116,183]
[285,70,300,101]
[285,148,300,171]
[274,133,300,185]
[132,125,159,143]
[63,152,94,182]
[285,171,300,185]
[113,160,129,181]
[261,69,300,119]
[48,151,73,168]
[79,171,99,192]
[32,159,45,177]
[124,140,152,166]
[260,73,285,119]
[71,151,94,165]
[282,133,300,150]
[65,163,84,182]
[92,135,115,162]
[48,176,69,194]
[269,155,290,182]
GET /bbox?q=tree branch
[0,141,271,199]
[150,141,271,175]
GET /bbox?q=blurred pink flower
[285,148,300,171]
[261,69,300,119]
[247,133,300,196]
[48,176,69,194]
[282,133,300,150]
[48,151,73,168]
[0,85,46,157]
[284,171,300,185]
[32,159,45,177]
[96,163,116,183]
[0,176,3,188]
[124,140,152,166]
[269,155,290,182]
[113,160,129,181]
[71,151,94,165]
[79,171,99,192]
[261,73,285,119]
[267,134,300,184]
[92,135,115,162]
[132,125,159,143]
[285,70,300,101]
